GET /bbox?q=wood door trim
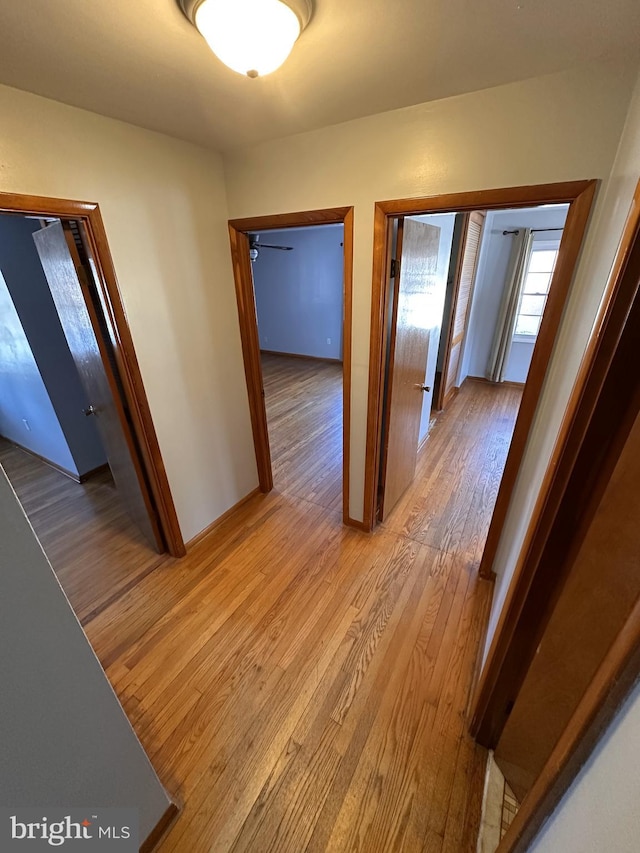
[377,218,404,521]
[228,207,355,526]
[58,223,163,550]
[229,207,352,232]
[499,595,640,852]
[363,180,597,545]
[0,191,185,557]
[471,180,640,748]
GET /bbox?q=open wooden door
[379,218,441,520]
[33,221,163,552]
[437,211,485,410]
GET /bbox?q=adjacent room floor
[0,437,163,624]
[76,377,522,852]
[261,352,343,514]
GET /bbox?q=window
[514,239,560,338]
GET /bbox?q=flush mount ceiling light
[179,0,312,78]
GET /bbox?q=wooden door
[438,211,485,410]
[33,221,162,551]
[495,404,640,801]
[379,218,441,520]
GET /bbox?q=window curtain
[486,228,534,383]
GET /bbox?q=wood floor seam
[1,365,522,853]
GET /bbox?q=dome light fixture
[179,0,312,78]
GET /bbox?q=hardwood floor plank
[0,374,522,853]
[0,437,164,624]
[262,353,343,512]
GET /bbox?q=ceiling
[0,0,638,152]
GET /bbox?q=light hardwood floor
[0,437,163,624]
[262,353,343,513]
[3,374,522,852]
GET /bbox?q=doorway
[228,207,355,525]
[251,224,344,513]
[365,181,596,579]
[0,192,184,616]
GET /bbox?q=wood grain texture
[0,438,166,625]
[2,370,520,850]
[228,207,354,524]
[229,208,352,233]
[375,181,596,217]
[140,804,180,853]
[472,180,640,748]
[500,593,640,853]
[24,378,520,853]
[34,221,162,551]
[80,207,185,557]
[262,354,342,514]
[0,435,108,483]
[380,219,441,519]
[363,180,597,549]
[0,190,184,557]
[495,407,640,800]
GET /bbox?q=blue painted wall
[253,224,344,360]
[0,217,106,475]
[0,269,77,472]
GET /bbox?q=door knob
[83,405,97,416]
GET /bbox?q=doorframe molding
[0,191,185,557]
[228,207,356,526]
[363,181,597,548]
[493,180,640,852]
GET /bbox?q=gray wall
[0,466,170,839]
[0,269,77,471]
[460,205,569,384]
[253,224,344,360]
[0,216,106,475]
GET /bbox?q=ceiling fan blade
[259,243,294,251]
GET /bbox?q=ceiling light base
[178,0,312,33]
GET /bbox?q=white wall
[253,225,344,360]
[0,467,171,839]
[506,64,640,853]
[0,82,255,542]
[224,58,637,522]
[484,67,640,660]
[0,269,77,472]
[503,341,534,384]
[529,678,640,852]
[410,213,456,440]
[460,205,569,384]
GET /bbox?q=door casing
[0,191,185,557]
[228,207,357,527]
[492,179,640,852]
[364,181,597,574]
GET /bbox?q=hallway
[79,377,521,852]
